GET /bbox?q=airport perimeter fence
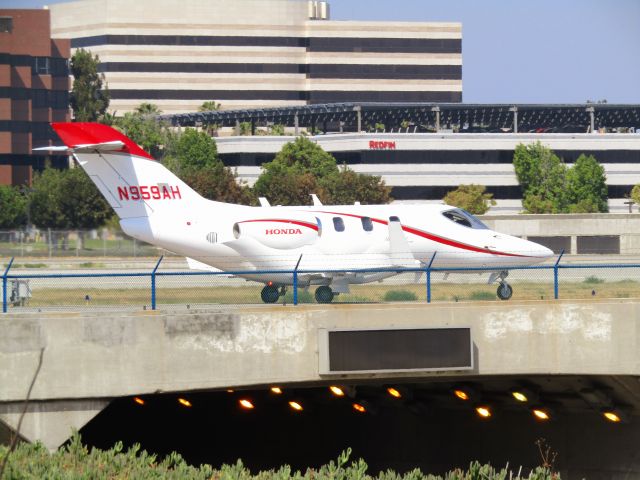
[0,229,169,258]
[3,255,640,312]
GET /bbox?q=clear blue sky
[2,0,639,103]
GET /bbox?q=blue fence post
[2,258,14,313]
[426,252,437,303]
[293,254,303,306]
[554,249,564,300]
[151,255,164,310]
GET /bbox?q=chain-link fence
[3,256,640,313]
[0,229,169,258]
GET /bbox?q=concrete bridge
[2,300,640,478]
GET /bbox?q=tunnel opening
[78,376,637,477]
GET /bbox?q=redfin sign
[369,140,396,150]
[117,185,181,201]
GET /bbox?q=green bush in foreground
[0,436,559,480]
[383,289,418,302]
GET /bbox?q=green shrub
[383,289,418,302]
[469,290,496,301]
[282,290,314,304]
[79,262,106,268]
[583,276,605,284]
[0,438,560,479]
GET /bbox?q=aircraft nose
[528,241,554,259]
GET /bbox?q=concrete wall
[480,213,640,255]
[2,300,640,452]
[2,301,640,404]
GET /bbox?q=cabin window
[333,217,345,232]
[442,208,488,229]
[361,216,373,232]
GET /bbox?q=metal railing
[3,254,640,313]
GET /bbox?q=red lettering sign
[116,185,182,201]
[266,228,303,235]
[369,140,396,150]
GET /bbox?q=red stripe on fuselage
[310,210,529,258]
[239,219,319,231]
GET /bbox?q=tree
[170,128,217,171]
[513,142,609,214]
[30,168,112,230]
[513,142,568,213]
[168,128,254,204]
[630,185,640,210]
[69,49,110,121]
[199,101,221,112]
[0,185,27,228]
[442,184,496,215]
[181,164,256,205]
[114,104,176,159]
[565,154,608,213]
[253,136,391,205]
[326,169,391,205]
[135,103,162,115]
[198,101,221,136]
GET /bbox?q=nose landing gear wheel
[315,286,335,304]
[497,282,513,300]
[261,285,280,303]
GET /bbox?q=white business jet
[43,123,553,303]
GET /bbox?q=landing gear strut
[315,286,335,304]
[490,270,513,301]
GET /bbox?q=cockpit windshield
[441,208,489,229]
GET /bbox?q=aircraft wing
[185,257,223,272]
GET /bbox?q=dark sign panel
[319,327,472,374]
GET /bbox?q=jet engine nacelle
[233,215,321,250]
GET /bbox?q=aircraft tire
[261,285,280,303]
[497,282,513,300]
[315,286,334,304]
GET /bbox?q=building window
[0,17,12,33]
[361,217,373,232]
[34,57,50,75]
[333,217,345,232]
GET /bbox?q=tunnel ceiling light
[454,389,469,401]
[270,387,283,394]
[532,407,551,421]
[239,399,255,410]
[387,387,402,399]
[512,391,528,402]
[475,405,492,418]
[603,411,621,423]
[602,408,628,424]
[178,397,192,408]
[353,402,367,413]
[133,397,145,406]
[288,401,303,411]
[226,389,235,393]
[329,386,345,397]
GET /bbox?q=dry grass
[16,280,640,308]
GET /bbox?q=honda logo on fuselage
[117,185,181,201]
[266,228,303,235]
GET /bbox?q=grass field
[11,278,640,308]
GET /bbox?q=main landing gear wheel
[497,282,513,301]
[315,286,335,304]
[261,285,280,304]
